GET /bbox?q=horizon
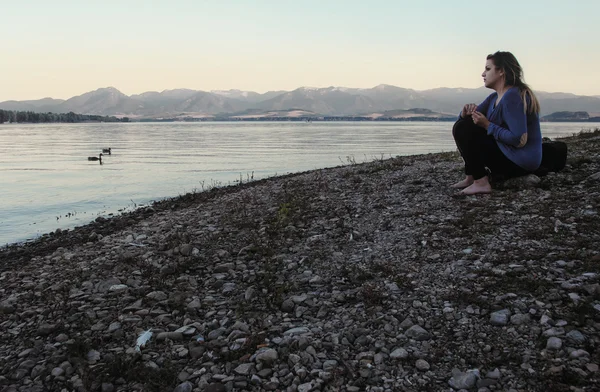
[2,1,600,101]
[4,84,600,104]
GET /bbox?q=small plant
[360,282,385,306]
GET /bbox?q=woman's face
[482,59,504,89]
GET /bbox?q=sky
[1,0,599,101]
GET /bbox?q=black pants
[452,117,529,181]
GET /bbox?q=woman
[451,51,542,195]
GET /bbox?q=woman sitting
[451,51,542,195]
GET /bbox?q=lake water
[1,121,597,246]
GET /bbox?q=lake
[0,121,597,246]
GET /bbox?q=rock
[390,348,409,359]
[546,337,563,350]
[256,349,278,365]
[0,301,15,314]
[207,328,226,341]
[405,325,430,341]
[566,330,586,345]
[156,332,184,341]
[298,382,313,392]
[399,318,414,329]
[503,174,541,189]
[108,284,128,293]
[490,310,511,326]
[204,383,227,392]
[180,244,193,256]
[234,363,254,375]
[37,323,56,336]
[101,383,115,392]
[449,371,478,389]
[510,313,530,325]
[284,327,310,336]
[588,172,600,181]
[416,359,430,371]
[186,299,201,310]
[281,299,295,312]
[570,349,590,358]
[87,350,101,362]
[173,381,193,392]
[486,368,501,379]
[146,291,168,301]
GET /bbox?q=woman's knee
[452,119,473,140]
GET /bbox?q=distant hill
[0,97,65,112]
[1,85,599,118]
[541,111,600,122]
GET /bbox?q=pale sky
[1,0,599,101]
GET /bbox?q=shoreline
[1,130,599,391]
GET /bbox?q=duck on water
[88,153,103,162]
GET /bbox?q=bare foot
[450,176,474,189]
[459,177,492,195]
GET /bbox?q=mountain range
[1,85,599,118]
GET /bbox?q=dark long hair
[487,51,540,115]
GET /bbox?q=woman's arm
[458,93,494,119]
[487,92,528,147]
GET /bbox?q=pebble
[546,337,563,350]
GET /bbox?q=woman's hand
[461,103,477,118]
[472,111,490,130]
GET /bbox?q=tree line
[0,109,129,124]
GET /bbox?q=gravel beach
[1,129,599,392]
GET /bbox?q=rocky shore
[1,129,599,392]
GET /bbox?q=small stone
[298,382,313,392]
[256,349,278,365]
[101,383,115,392]
[399,318,414,329]
[281,299,295,312]
[37,323,56,336]
[486,368,501,379]
[51,367,65,377]
[156,332,184,341]
[586,364,599,373]
[234,363,254,375]
[180,244,193,256]
[205,383,227,392]
[323,360,338,372]
[416,359,430,371]
[207,328,226,341]
[173,381,193,392]
[284,327,310,336]
[405,325,430,341]
[449,371,478,389]
[510,314,530,325]
[108,284,128,292]
[87,350,101,362]
[390,348,409,359]
[546,337,563,350]
[566,330,586,345]
[503,174,540,189]
[146,291,168,301]
[490,310,510,326]
[570,350,590,358]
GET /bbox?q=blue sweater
[476,87,542,171]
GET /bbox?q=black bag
[535,139,568,176]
